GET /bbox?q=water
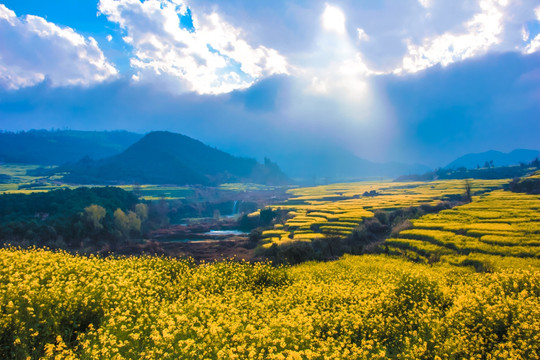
[156,229,248,243]
[203,230,248,236]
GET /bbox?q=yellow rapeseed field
[1,248,539,359]
[263,180,505,245]
[386,189,540,270]
[3,179,540,359]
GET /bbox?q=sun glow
[322,4,346,34]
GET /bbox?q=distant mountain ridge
[0,130,142,165]
[50,131,289,186]
[273,146,431,183]
[445,149,540,170]
[395,152,540,182]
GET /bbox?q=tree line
[0,187,165,251]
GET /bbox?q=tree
[463,179,472,203]
[114,209,129,238]
[84,204,106,230]
[259,208,277,226]
[114,208,142,239]
[127,211,141,234]
[135,203,148,222]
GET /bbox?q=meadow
[1,248,539,359]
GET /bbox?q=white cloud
[418,0,432,8]
[307,54,373,97]
[522,5,540,54]
[322,4,346,35]
[98,0,288,95]
[396,0,509,74]
[523,35,540,54]
[0,4,117,89]
[357,28,369,41]
[107,34,113,42]
[521,26,530,42]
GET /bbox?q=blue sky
[0,0,539,167]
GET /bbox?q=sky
[0,0,539,169]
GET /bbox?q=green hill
[54,131,289,186]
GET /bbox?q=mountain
[271,145,431,183]
[51,131,289,186]
[0,129,430,183]
[0,130,143,165]
[445,149,540,170]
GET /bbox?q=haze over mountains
[2,130,538,184]
[38,131,289,185]
[445,149,540,170]
[0,130,142,164]
[1,130,431,182]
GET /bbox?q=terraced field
[259,180,507,247]
[386,189,540,270]
[529,170,540,179]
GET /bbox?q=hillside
[52,131,289,186]
[446,149,540,169]
[0,130,142,165]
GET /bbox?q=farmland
[386,189,540,270]
[2,172,540,358]
[1,247,539,359]
[0,164,280,201]
[0,164,193,200]
[259,179,506,247]
[2,0,540,356]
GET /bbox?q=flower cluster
[1,248,539,359]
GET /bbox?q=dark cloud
[229,75,292,112]
[0,76,286,153]
[1,52,539,171]
[380,51,540,165]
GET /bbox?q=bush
[266,241,315,264]
[461,259,494,273]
